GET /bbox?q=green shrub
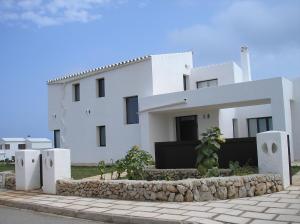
[114,159,126,179]
[97,160,106,179]
[124,145,153,180]
[195,127,225,176]
[206,167,220,177]
[229,161,257,176]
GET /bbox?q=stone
[199,191,214,201]
[193,188,201,201]
[248,186,256,197]
[217,187,227,200]
[238,186,247,198]
[174,194,184,202]
[255,183,267,196]
[200,184,209,192]
[168,193,175,202]
[185,190,193,202]
[166,185,177,193]
[227,186,237,198]
[177,185,187,194]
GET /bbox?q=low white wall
[292,78,300,160]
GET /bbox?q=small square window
[97,126,106,147]
[73,83,80,101]
[5,144,10,150]
[97,78,105,97]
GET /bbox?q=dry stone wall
[57,174,283,202]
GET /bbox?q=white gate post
[256,131,290,188]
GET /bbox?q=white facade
[0,138,52,161]
[48,48,300,164]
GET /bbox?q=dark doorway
[176,115,198,141]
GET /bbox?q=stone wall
[0,172,16,190]
[57,174,283,202]
[144,168,231,181]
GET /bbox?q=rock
[217,187,227,200]
[276,185,283,192]
[227,186,237,199]
[166,185,178,193]
[174,194,184,202]
[248,186,255,197]
[193,188,201,201]
[185,190,193,202]
[199,191,214,201]
[239,187,247,198]
[209,185,216,194]
[177,185,187,194]
[156,191,168,201]
[168,193,175,202]
[255,183,267,196]
[200,184,209,192]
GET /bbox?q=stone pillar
[256,131,290,188]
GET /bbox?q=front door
[176,115,198,141]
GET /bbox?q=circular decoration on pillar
[262,143,268,154]
[271,143,278,154]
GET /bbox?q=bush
[229,161,257,176]
[124,145,153,180]
[97,160,106,179]
[195,127,225,176]
[114,159,126,179]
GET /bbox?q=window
[232,119,238,138]
[54,130,60,148]
[183,75,188,91]
[5,144,10,150]
[97,78,105,97]
[97,126,106,147]
[247,117,273,137]
[73,83,80,101]
[196,79,218,89]
[0,145,2,149]
[125,96,139,124]
[18,144,26,150]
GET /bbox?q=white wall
[291,78,300,160]
[0,141,23,160]
[151,52,193,95]
[190,62,243,90]
[49,59,154,164]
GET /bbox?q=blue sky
[0,0,299,139]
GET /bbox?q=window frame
[196,78,218,89]
[97,125,106,147]
[97,78,105,98]
[125,96,139,124]
[183,75,188,91]
[4,144,10,150]
[73,83,80,102]
[247,116,273,137]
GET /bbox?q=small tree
[124,145,153,180]
[97,160,106,179]
[195,127,225,176]
[114,159,126,179]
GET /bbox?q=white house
[0,138,52,161]
[48,47,300,165]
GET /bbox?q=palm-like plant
[195,127,225,176]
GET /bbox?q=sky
[0,0,299,139]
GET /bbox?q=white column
[256,131,290,188]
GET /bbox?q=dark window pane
[98,78,105,97]
[248,118,257,137]
[18,144,26,150]
[197,79,218,89]
[268,117,273,130]
[73,84,80,101]
[126,96,139,124]
[183,75,187,91]
[5,144,10,150]
[99,126,106,146]
[54,130,60,148]
[258,118,267,133]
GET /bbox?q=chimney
[240,46,252,81]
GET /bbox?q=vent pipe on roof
[240,46,252,81]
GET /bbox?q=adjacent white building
[48,47,300,164]
[0,138,52,161]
